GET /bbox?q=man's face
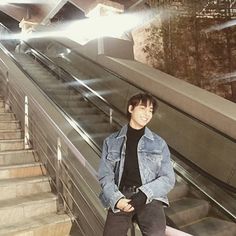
[129,101,153,130]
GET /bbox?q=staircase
[12,53,118,147]
[166,175,236,236]
[0,96,72,235]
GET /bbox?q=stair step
[0,150,36,165]
[181,217,236,236]
[0,107,5,112]
[59,100,91,108]
[93,132,111,147]
[0,112,16,121]
[0,162,46,179]
[168,178,189,202]
[53,94,81,100]
[0,193,57,226]
[87,122,117,133]
[0,213,72,236]
[0,139,24,151]
[0,175,51,200]
[0,100,4,107]
[165,198,210,227]
[69,107,99,115]
[0,129,22,139]
[0,120,20,129]
[46,88,70,95]
[42,84,68,90]
[75,113,106,123]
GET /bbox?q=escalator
[0,24,236,235]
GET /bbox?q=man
[98,93,175,236]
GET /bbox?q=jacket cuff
[110,191,124,213]
[139,186,153,204]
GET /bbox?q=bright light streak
[213,72,236,83]
[66,9,159,45]
[204,19,236,33]
[1,9,160,45]
[0,0,50,4]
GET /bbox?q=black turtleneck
[119,124,145,190]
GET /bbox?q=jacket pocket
[146,151,162,162]
[106,152,121,162]
[144,152,162,173]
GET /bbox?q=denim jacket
[98,125,175,213]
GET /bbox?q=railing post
[24,95,30,149]
[4,71,10,112]
[109,108,113,124]
[56,137,65,213]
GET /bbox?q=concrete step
[0,112,16,121]
[0,192,57,227]
[45,88,70,95]
[68,107,99,115]
[181,217,236,236]
[87,122,117,133]
[0,139,24,151]
[0,150,36,165]
[93,132,112,147]
[0,107,5,112]
[75,113,107,123]
[0,175,51,200]
[0,213,72,236]
[0,162,46,180]
[168,178,189,202]
[59,99,91,108]
[42,84,68,90]
[0,100,4,107]
[165,198,210,227]
[0,129,22,139]
[53,94,81,101]
[0,120,20,130]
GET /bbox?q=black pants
[103,194,166,236]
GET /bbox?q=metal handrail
[0,63,104,235]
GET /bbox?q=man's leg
[135,200,166,236]
[103,209,133,236]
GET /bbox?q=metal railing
[0,66,105,235]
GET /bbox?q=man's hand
[129,191,147,211]
[116,198,134,212]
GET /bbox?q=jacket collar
[116,124,154,141]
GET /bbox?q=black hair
[126,93,158,120]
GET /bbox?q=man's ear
[128,105,133,114]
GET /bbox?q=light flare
[0,0,50,4]
[204,19,236,33]
[1,9,162,45]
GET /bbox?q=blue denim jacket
[98,125,175,213]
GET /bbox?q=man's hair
[126,93,158,120]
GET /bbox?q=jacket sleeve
[98,138,124,213]
[139,140,175,204]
